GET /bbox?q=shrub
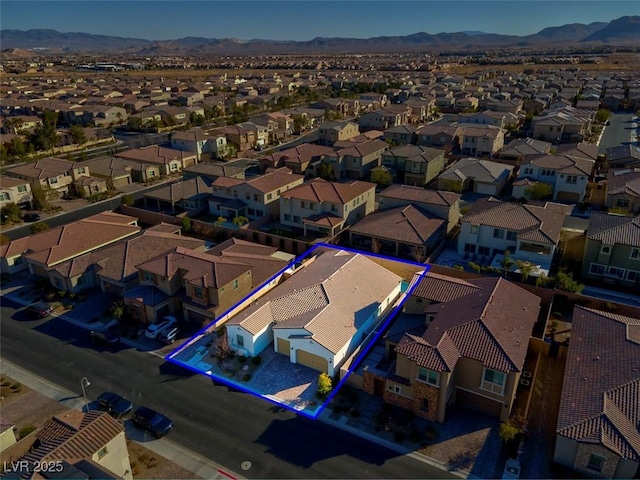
[18,425,36,439]
[68,293,77,300]
[251,356,262,365]
[121,194,134,206]
[11,382,22,391]
[1,380,11,387]
[317,372,333,398]
[243,374,251,382]
[394,431,405,442]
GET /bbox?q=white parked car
[145,316,178,339]
[502,458,521,480]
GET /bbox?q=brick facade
[382,380,441,422]
[573,443,619,479]
[362,370,376,396]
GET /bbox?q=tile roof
[348,205,445,245]
[143,176,212,202]
[378,184,461,206]
[522,154,593,176]
[555,142,600,162]
[227,250,403,354]
[500,138,552,158]
[116,145,196,164]
[607,168,640,197]
[396,277,539,373]
[23,410,123,466]
[5,157,80,180]
[136,246,251,288]
[336,138,389,158]
[439,158,513,184]
[411,271,481,303]
[385,144,444,162]
[556,307,640,461]
[281,178,375,204]
[463,197,570,245]
[264,144,335,167]
[245,167,304,193]
[586,212,640,247]
[0,212,140,268]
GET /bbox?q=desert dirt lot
[0,375,198,479]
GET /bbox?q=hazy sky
[1,1,638,41]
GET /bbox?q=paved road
[0,299,455,479]
[598,112,636,154]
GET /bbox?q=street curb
[317,409,470,479]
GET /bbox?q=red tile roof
[379,184,461,207]
[281,178,375,204]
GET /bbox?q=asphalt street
[598,111,636,154]
[0,298,456,479]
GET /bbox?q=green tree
[109,300,125,320]
[500,250,515,277]
[30,110,60,151]
[316,162,334,181]
[371,168,393,187]
[555,271,584,294]
[31,185,51,211]
[121,194,134,206]
[1,203,22,223]
[127,117,143,131]
[0,143,9,164]
[515,260,535,283]
[232,216,248,227]
[30,221,50,234]
[190,113,205,126]
[182,216,192,232]
[215,216,227,226]
[595,108,611,124]
[69,124,87,145]
[317,372,332,398]
[524,182,553,200]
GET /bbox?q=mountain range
[1,16,638,55]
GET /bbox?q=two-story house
[323,138,388,180]
[369,272,540,422]
[416,125,462,152]
[381,144,445,186]
[260,143,336,175]
[458,197,570,272]
[317,121,360,146]
[0,176,32,209]
[581,212,640,287]
[279,178,376,236]
[116,146,198,176]
[359,108,409,131]
[498,137,552,164]
[514,154,594,203]
[459,125,505,157]
[437,158,513,196]
[5,157,91,196]
[377,184,461,233]
[171,129,229,161]
[605,168,640,214]
[208,167,304,221]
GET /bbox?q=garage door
[296,349,329,373]
[455,388,503,418]
[556,191,580,203]
[276,337,290,355]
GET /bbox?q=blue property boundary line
[166,242,431,419]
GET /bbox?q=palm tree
[500,250,515,278]
[515,260,535,283]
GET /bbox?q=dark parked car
[159,326,180,345]
[132,406,173,438]
[22,213,41,222]
[97,391,133,418]
[26,301,54,318]
[90,328,120,346]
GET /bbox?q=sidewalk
[0,359,244,480]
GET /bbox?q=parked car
[502,458,521,480]
[97,391,133,418]
[159,326,180,344]
[90,327,120,346]
[131,406,173,438]
[22,213,41,222]
[145,316,178,339]
[26,301,54,318]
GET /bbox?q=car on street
[145,316,178,339]
[502,458,521,479]
[131,406,173,438]
[22,213,41,222]
[90,327,120,346]
[26,301,54,318]
[159,326,180,344]
[97,391,133,418]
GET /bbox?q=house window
[143,271,155,283]
[626,270,640,282]
[233,279,239,289]
[194,286,204,298]
[587,453,604,472]
[301,201,307,209]
[421,399,429,412]
[236,334,244,347]
[293,216,301,223]
[478,246,491,256]
[310,202,317,211]
[266,193,273,201]
[49,177,59,185]
[149,171,156,177]
[470,225,478,234]
[506,231,517,241]
[600,245,611,255]
[284,198,290,206]
[616,198,630,208]
[55,277,63,289]
[97,446,108,459]
[17,185,27,193]
[607,266,625,279]
[254,194,259,201]
[493,228,505,239]
[171,163,178,171]
[464,243,476,253]
[233,190,238,198]
[523,168,534,175]
[630,248,639,260]
[331,204,337,213]
[481,368,505,395]
[0,193,9,201]
[392,385,401,394]
[418,367,439,386]
[589,263,606,275]
[566,175,577,184]
[284,214,291,221]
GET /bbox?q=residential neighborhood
[1,10,640,480]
